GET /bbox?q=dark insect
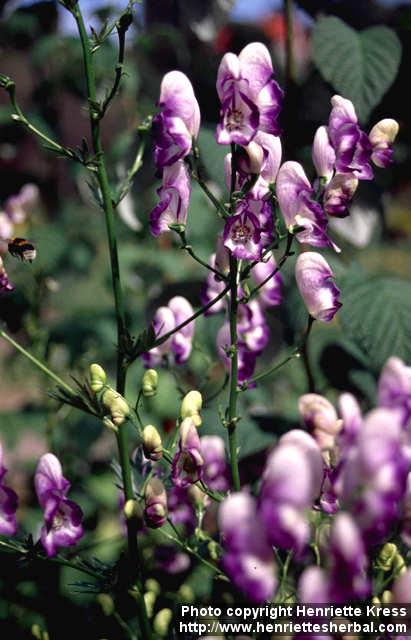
[8,237,37,263]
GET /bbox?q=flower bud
[180,390,203,427]
[144,591,156,618]
[153,608,173,637]
[381,590,392,604]
[144,478,167,528]
[103,416,118,433]
[369,118,399,168]
[102,387,130,426]
[142,369,159,397]
[375,542,397,572]
[142,425,163,461]
[312,126,335,184]
[123,499,143,527]
[97,593,115,616]
[89,363,107,393]
[295,252,342,322]
[145,578,160,595]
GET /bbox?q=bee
[7,237,37,263]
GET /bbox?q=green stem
[175,228,225,279]
[72,5,150,636]
[226,145,241,492]
[0,329,75,395]
[245,350,300,388]
[115,123,150,205]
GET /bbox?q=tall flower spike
[153,71,200,168]
[295,252,342,322]
[149,160,191,237]
[35,453,84,557]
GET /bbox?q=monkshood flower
[339,408,411,546]
[167,486,196,535]
[276,161,340,251]
[216,43,283,146]
[295,252,342,322]
[237,299,269,354]
[200,436,230,492]
[378,356,411,427]
[299,393,342,451]
[369,118,399,168]
[252,254,283,308]
[34,453,84,557]
[149,160,191,237]
[328,95,373,180]
[323,173,359,218]
[223,204,262,261]
[259,429,323,553]
[144,478,168,528]
[299,513,369,603]
[171,418,204,488]
[337,392,363,452]
[0,442,18,535]
[216,322,257,386]
[143,296,195,367]
[0,257,14,295]
[219,491,277,602]
[153,71,200,168]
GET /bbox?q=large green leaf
[312,16,401,122]
[339,276,411,371]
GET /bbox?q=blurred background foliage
[0,0,410,636]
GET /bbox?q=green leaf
[339,276,411,372]
[312,16,402,122]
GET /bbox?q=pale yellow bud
[178,584,194,602]
[102,416,118,433]
[89,363,107,393]
[123,499,143,525]
[97,593,115,616]
[153,608,173,636]
[382,590,392,604]
[145,579,160,595]
[142,369,159,397]
[102,387,129,426]
[142,425,163,461]
[144,591,156,619]
[375,542,397,572]
[180,390,203,427]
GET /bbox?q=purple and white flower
[144,478,168,528]
[252,254,283,308]
[295,252,342,322]
[276,161,339,251]
[377,356,411,427]
[149,160,191,237]
[323,173,359,218]
[312,125,336,185]
[34,453,83,557]
[200,436,230,492]
[223,206,262,261]
[369,118,399,168]
[143,296,195,367]
[153,71,200,168]
[171,418,204,488]
[299,393,342,452]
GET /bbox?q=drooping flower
[216,42,283,146]
[144,478,168,528]
[295,252,342,322]
[200,436,230,492]
[259,430,323,553]
[153,71,200,168]
[219,491,277,602]
[34,453,84,557]
[149,160,191,237]
[323,173,359,218]
[369,118,399,169]
[227,132,282,199]
[276,161,339,251]
[223,206,262,261]
[312,125,336,185]
[328,95,373,180]
[171,418,204,488]
[0,443,18,536]
[252,254,283,308]
[143,296,195,367]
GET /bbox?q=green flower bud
[208,540,220,561]
[89,363,107,393]
[102,387,130,426]
[142,369,159,397]
[178,584,194,602]
[145,579,160,596]
[97,593,115,616]
[375,543,397,572]
[144,591,156,619]
[180,390,203,427]
[153,608,173,637]
[382,590,392,604]
[123,499,143,527]
[142,425,163,461]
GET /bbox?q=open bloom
[0,443,18,535]
[369,118,399,168]
[219,492,277,602]
[323,173,358,218]
[153,71,200,168]
[216,42,283,146]
[299,393,342,451]
[226,132,282,199]
[295,252,342,322]
[276,161,339,251]
[223,206,262,261]
[328,95,373,180]
[171,418,204,488]
[149,160,191,237]
[35,453,84,557]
